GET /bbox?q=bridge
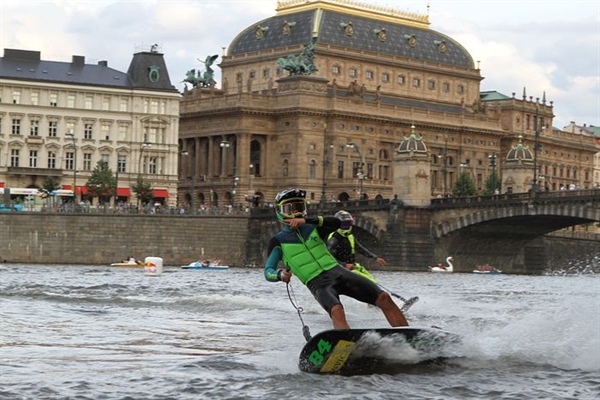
[249,189,600,274]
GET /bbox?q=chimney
[4,48,41,61]
[72,55,85,66]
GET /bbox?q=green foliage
[86,160,117,203]
[452,172,478,197]
[38,177,63,206]
[484,172,501,195]
[39,177,62,197]
[131,176,154,205]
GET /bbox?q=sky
[1,0,598,129]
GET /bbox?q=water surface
[1,264,598,399]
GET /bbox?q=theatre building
[178,0,596,208]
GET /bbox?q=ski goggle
[278,200,306,217]
[340,221,353,230]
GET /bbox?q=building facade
[0,47,181,208]
[178,0,597,209]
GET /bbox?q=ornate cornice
[276,0,429,27]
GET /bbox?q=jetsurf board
[298,326,460,375]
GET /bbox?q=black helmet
[275,188,307,221]
[334,210,354,232]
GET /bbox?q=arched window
[250,140,261,176]
[282,159,289,177]
[309,159,316,179]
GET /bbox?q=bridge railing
[430,188,600,208]
[249,198,392,218]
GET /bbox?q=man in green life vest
[326,210,386,284]
[264,188,408,329]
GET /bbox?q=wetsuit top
[327,229,378,265]
[264,216,341,284]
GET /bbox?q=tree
[39,177,63,207]
[39,177,62,196]
[131,176,154,207]
[86,160,117,204]
[483,172,501,195]
[452,172,478,197]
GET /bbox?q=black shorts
[306,265,383,315]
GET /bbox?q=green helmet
[275,188,307,221]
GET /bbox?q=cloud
[1,0,598,127]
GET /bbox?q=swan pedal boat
[430,256,454,273]
[181,261,229,270]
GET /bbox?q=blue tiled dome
[506,135,533,162]
[397,125,428,153]
[228,3,474,69]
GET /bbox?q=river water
[0,263,598,400]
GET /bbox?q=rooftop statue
[277,41,318,76]
[183,54,218,88]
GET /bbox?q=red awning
[63,185,86,194]
[117,188,131,197]
[153,189,169,198]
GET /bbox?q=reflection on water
[1,264,598,399]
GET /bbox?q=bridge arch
[431,199,599,274]
[432,202,600,239]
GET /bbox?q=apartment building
[0,47,181,207]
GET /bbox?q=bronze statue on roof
[277,41,318,76]
[183,54,218,88]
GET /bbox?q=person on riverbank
[326,210,386,284]
[263,188,408,329]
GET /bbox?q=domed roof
[397,124,428,153]
[506,135,533,162]
[228,0,474,69]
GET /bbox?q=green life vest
[281,229,339,284]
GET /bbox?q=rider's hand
[279,269,291,283]
[345,263,355,271]
[285,218,305,230]
[375,257,387,267]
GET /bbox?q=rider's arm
[305,216,341,229]
[264,237,285,282]
[355,238,378,259]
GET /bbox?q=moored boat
[110,261,144,268]
[473,265,502,274]
[181,260,229,270]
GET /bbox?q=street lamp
[137,142,151,208]
[114,162,119,206]
[532,101,543,192]
[190,147,196,213]
[346,142,364,200]
[65,132,77,202]
[220,139,238,206]
[438,134,449,197]
[488,153,497,194]
[179,150,191,211]
[249,163,254,194]
[320,123,329,204]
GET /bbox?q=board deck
[298,327,460,375]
